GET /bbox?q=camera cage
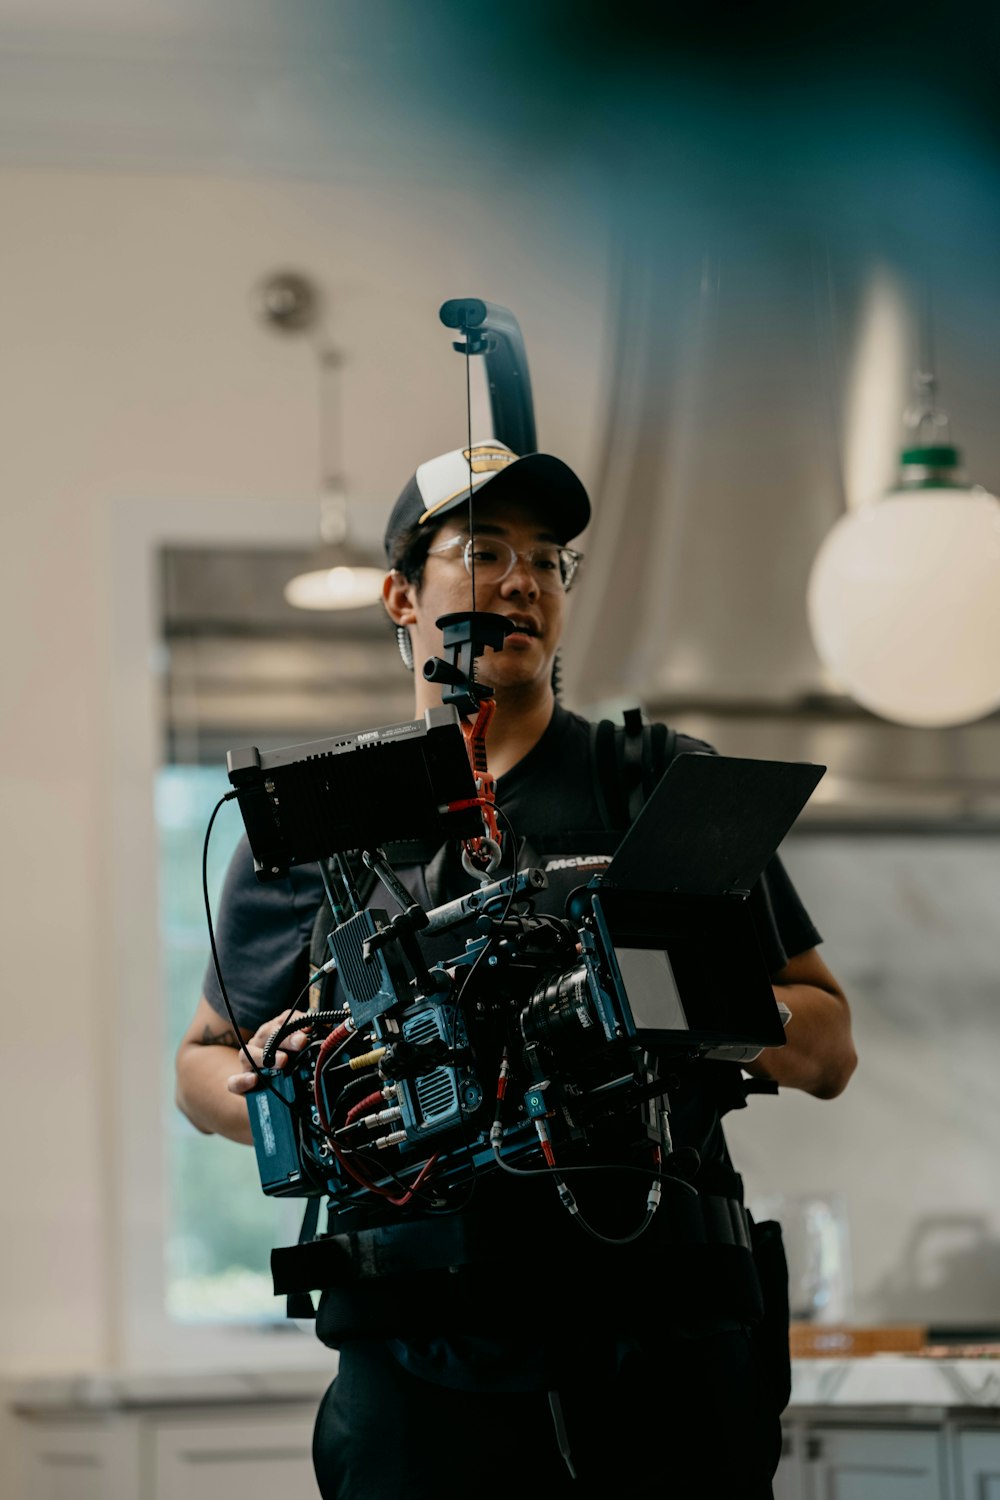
[226,701,824,1219]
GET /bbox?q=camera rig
[224,610,824,1247]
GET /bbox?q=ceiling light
[808,370,1000,727]
[257,272,384,611]
[283,482,384,610]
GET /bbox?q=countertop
[790,1356,1000,1411]
[8,1357,1000,1416]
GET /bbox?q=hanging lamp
[807,367,1000,727]
[256,272,384,611]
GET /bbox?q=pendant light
[256,272,384,611]
[807,366,1000,728]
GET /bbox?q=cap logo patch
[464,444,518,474]
[417,442,521,525]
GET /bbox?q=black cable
[262,1003,347,1068]
[329,1070,387,1122]
[202,793,335,1127]
[565,1200,656,1247]
[465,336,476,616]
[489,1146,696,1195]
[318,857,338,915]
[202,792,266,1082]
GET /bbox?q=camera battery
[247,1070,317,1197]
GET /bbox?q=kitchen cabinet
[776,1419,1000,1499]
[798,1426,947,1499]
[16,1412,142,1500]
[955,1430,1000,1500]
[16,1405,318,1500]
[12,1364,1000,1500]
[773,1427,806,1500]
[150,1409,316,1500]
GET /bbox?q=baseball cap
[383,441,591,564]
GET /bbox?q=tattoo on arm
[200,1024,241,1048]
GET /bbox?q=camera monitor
[592,886,788,1051]
[227,706,481,881]
[594,751,826,1050]
[603,752,825,897]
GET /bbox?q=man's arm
[744,948,857,1100]
[175,995,311,1145]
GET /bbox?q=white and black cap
[384,440,590,564]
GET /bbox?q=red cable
[344,1090,383,1126]
[313,1027,438,1206]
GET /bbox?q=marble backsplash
[726,833,1000,1329]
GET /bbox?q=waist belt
[272,1191,752,1297]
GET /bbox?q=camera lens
[520,963,598,1054]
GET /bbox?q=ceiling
[1,2,997,187]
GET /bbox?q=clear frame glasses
[427,534,583,594]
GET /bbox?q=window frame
[108,496,335,1372]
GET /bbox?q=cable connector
[533,1115,556,1168]
[496,1049,510,1103]
[349,1046,386,1071]
[555,1177,579,1217]
[362,1106,403,1129]
[646,1178,663,1217]
[489,1121,504,1150]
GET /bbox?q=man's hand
[176,996,311,1145]
[226,1011,312,1096]
[745,947,857,1099]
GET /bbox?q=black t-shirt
[203,703,821,1386]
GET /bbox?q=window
[111,500,339,1369]
[151,537,405,1341]
[158,766,302,1323]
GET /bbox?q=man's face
[393,494,568,697]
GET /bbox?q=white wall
[0,166,611,1377]
[727,834,1000,1328]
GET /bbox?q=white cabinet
[151,1409,317,1500]
[15,1394,1000,1500]
[16,1403,320,1500]
[18,1414,142,1500]
[801,1426,947,1500]
[773,1427,805,1500]
[956,1429,1000,1500]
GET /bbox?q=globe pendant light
[807,371,1000,727]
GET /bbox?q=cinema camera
[218,614,823,1247]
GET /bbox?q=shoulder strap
[588,719,619,830]
[620,707,646,825]
[591,710,680,831]
[286,1196,323,1320]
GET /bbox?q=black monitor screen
[592,887,786,1050]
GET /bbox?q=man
[176,441,856,1500]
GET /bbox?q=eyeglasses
[426,534,583,594]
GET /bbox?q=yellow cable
[349,1047,386,1071]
